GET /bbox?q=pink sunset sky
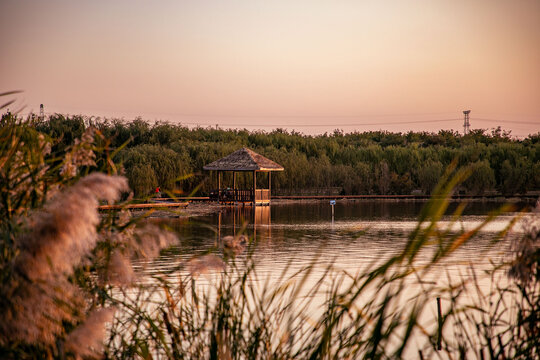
[1,0,539,136]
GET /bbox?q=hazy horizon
[1,0,539,136]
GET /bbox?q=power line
[169,117,539,128]
[6,111,460,126]
[155,112,458,119]
[10,110,539,128]
[473,118,539,126]
[179,118,461,127]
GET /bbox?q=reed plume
[1,173,127,346]
[187,254,226,276]
[60,127,97,178]
[65,308,116,359]
[15,173,128,281]
[509,199,539,284]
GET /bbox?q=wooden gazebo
[203,148,284,205]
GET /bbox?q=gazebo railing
[209,189,270,203]
[254,189,270,202]
[209,189,253,203]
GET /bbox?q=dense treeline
[29,114,540,197]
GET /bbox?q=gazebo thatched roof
[203,148,284,172]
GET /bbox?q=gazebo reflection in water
[216,205,272,244]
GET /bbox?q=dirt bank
[140,202,223,218]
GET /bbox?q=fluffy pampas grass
[15,173,129,281]
[65,308,116,358]
[1,173,128,347]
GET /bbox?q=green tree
[500,158,530,195]
[354,162,373,194]
[463,160,496,195]
[120,145,190,196]
[126,163,158,196]
[376,161,390,195]
[417,160,443,194]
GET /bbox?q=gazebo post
[217,171,221,203]
[218,211,221,241]
[268,172,271,193]
[233,171,236,202]
[253,171,257,204]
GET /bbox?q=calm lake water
[139,200,533,356]
[150,200,527,278]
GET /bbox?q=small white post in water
[330,200,336,224]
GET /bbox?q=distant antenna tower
[39,104,44,120]
[463,110,471,135]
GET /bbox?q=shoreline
[272,196,538,204]
[138,195,538,219]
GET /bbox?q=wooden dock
[98,202,188,211]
